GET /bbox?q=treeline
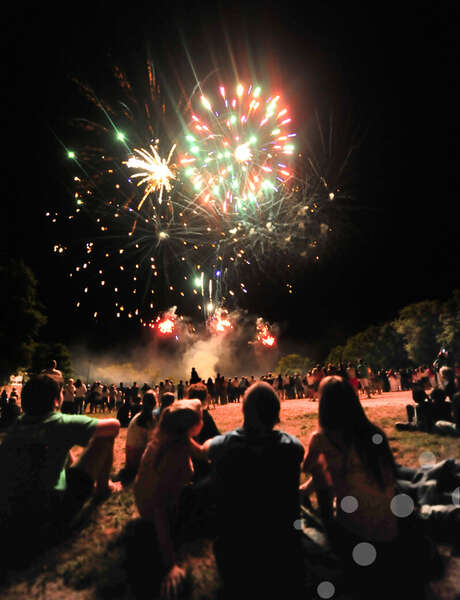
[326,291,460,369]
[0,260,73,384]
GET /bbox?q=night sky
[4,2,460,358]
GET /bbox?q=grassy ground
[1,391,459,599]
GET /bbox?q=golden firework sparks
[126,144,176,209]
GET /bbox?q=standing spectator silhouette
[62,379,76,414]
[190,367,200,384]
[0,389,9,426]
[74,379,87,414]
[357,359,372,398]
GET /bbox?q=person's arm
[301,431,320,475]
[300,432,333,519]
[152,504,187,599]
[154,445,190,598]
[316,488,334,524]
[153,504,176,569]
[299,476,315,496]
[93,418,120,438]
[188,436,214,461]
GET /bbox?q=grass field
[1,391,459,599]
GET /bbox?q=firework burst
[126,143,176,209]
[51,63,353,328]
[180,83,295,215]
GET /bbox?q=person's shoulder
[276,430,305,450]
[56,412,99,427]
[128,412,141,426]
[283,429,302,441]
[306,429,324,449]
[209,430,232,445]
[209,428,241,449]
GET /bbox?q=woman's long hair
[148,400,202,468]
[318,376,395,488]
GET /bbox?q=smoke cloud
[70,311,280,385]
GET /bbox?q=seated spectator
[113,391,158,483]
[414,388,434,430]
[133,399,203,598]
[187,382,220,481]
[301,376,430,599]
[201,382,305,598]
[187,382,219,444]
[152,391,175,420]
[431,387,451,422]
[435,391,460,437]
[0,375,120,560]
[439,365,456,400]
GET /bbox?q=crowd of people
[3,356,459,429]
[0,354,459,599]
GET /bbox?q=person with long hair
[133,400,203,599]
[113,390,158,484]
[301,376,431,599]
